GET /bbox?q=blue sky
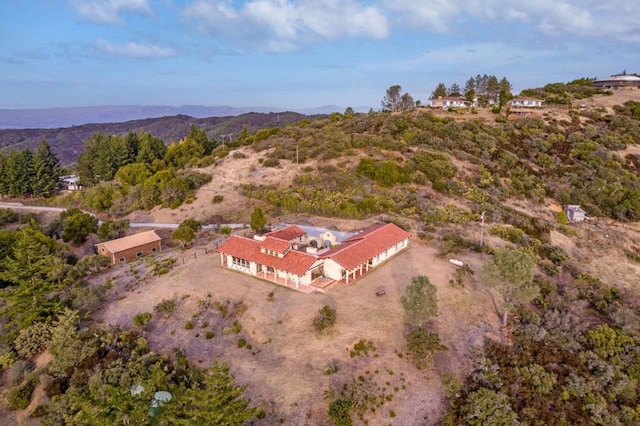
[1,0,638,110]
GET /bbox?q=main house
[216,223,411,292]
[96,230,162,265]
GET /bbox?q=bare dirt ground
[94,233,500,425]
[132,147,315,225]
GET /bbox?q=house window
[136,252,143,257]
[101,247,105,253]
[151,247,157,252]
[119,257,125,263]
[232,256,249,268]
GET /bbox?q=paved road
[0,202,245,230]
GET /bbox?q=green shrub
[405,327,448,369]
[237,338,247,348]
[423,204,474,224]
[7,360,34,386]
[14,322,52,358]
[154,298,177,318]
[218,225,232,235]
[6,374,37,410]
[556,210,569,225]
[205,331,214,339]
[325,359,339,375]
[313,306,337,332]
[350,339,376,358]
[132,312,152,329]
[184,320,194,330]
[0,208,19,225]
[489,224,525,244]
[212,195,224,203]
[0,351,17,369]
[262,158,280,167]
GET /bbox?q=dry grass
[94,232,500,424]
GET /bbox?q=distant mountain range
[0,111,323,166]
[0,104,355,129]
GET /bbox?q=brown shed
[96,230,162,265]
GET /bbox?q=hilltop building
[508,97,544,108]
[216,223,411,293]
[592,73,640,90]
[429,96,476,108]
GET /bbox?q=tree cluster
[431,74,513,106]
[4,310,263,424]
[445,272,640,425]
[0,141,61,198]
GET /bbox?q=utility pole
[296,145,299,165]
[480,211,486,247]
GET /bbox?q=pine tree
[401,275,438,327]
[431,83,447,99]
[487,75,500,101]
[448,83,462,97]
[0,151,8,197]
[250,207,267,232]
[33,140,62,197]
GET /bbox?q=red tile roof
[267,225,306,241]
[259,236,291,253]
[321,223,410,270]
[217,235,318,275]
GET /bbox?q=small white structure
[564,205,586,222]
[508,97,544,108]
[59,175,82,191]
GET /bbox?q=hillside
[2,89,640,425]
[0,111,316,165]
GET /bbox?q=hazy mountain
[0,111,319,166]
[0,104,355,129]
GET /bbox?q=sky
[1,0,639,110]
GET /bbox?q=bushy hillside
[239,100,640,222]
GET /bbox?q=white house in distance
[508,97,544,108]
[216,223,411,293]
[429,96,475,108]
[59,175,82,191]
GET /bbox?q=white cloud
[182,0,389,52]
[381,0,640,43]
[95,39,176,58]
[69,0,153,24]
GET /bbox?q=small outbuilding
[96,230,162,265]
[564,205,586,222]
